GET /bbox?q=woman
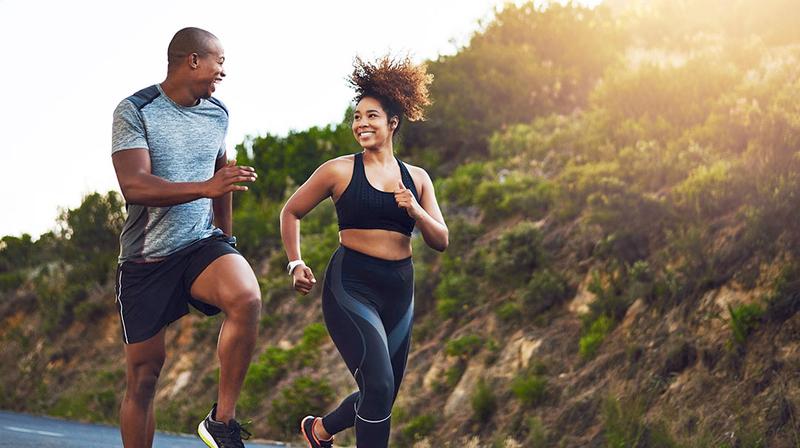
[280,56,448,448]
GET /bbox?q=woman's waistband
[337,244,412,268]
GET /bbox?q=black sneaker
[301,415,333,448]
[198,403,252,448]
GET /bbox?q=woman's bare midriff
[339,229,412,260]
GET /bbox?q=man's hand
[204,159,257,198]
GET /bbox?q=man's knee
[222,287,261,321]
[126,360,164,402]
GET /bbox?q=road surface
[0,410,285,447]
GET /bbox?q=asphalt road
[0,410,284,447]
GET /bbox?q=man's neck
[160,78,200,107]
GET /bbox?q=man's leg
[191,253,261,422]
[120,328,166,448]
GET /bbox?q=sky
[0,0,602,239]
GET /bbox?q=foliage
[511,372,548,408]
[580,315,614,359]
[603,396,679,448]
[445,334,484,359]
[404,2,626,166]
[267,376,334,439]
[471,378,497,423]
[399,414,437,445]
[728,303,764,345]
[240,324,329,411]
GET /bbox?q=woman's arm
[395,167,449,252]
[280,159,346,294]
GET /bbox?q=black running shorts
[114,234,240,344]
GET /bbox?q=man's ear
[190,53,199,69]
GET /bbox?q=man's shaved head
[167,27,219,68]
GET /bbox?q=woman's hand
[292,264,317,295]
[395,181,423,220]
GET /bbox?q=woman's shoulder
[318,154,356,176]
[400,160,431,182]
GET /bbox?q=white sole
[198,420,220,448]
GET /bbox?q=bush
[474,174,554,222]
[400,414,437,444]
[579,315,614,359]
[496,301,520,322]
[511,373,548,407]
[435,253,482,318]
[487,222,545,289]
[241,323,328,410]
[471,379,497,423]
[728,303,764,345]
[445,335,484,359]
[267,376,334,439]
[521,269,570,317]
[527,416,548,447]
[603,396,679,448]
[0,271,25,292]
[444,363,467,389]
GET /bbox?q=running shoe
[301,415,334,448]
[198,403,252,448]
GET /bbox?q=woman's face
[352,96,396,149]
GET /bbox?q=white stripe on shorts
[116,267,130,344]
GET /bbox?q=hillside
[2,1,800,446]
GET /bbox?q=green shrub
[521,269,570,316]
[728,303,764,345]
[267,376,334,439]
[444,363,467,389]
[496,301,521,322]
[673,161,740,217]
[471,379,497,423]
[603,396,646,448]
[298,323,328,357]
[526,416,548,447]
[445,335,484,359]
[435,271,478,318]
[241,323,328,411]
[487,222,545,290]
[511,373,548,407]
[0,270,25,292]
[474,174,554,222]
[400,414,437,443]
[579,315,614,359]
[439,162,489,207]
[603,396,679,448]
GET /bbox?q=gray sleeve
[112,100,148,154]
[217,118,228,159]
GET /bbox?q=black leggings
[320,246,414,448]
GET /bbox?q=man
[111,27,260,448]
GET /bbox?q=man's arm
[112,149,256,207]
[212,155,233,235]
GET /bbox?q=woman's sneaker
[300,416,333,448]
[198,403,252,448]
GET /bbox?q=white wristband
[287,259,306,275]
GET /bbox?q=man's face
[193,39,226,99]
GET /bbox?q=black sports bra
[335,153,420,236]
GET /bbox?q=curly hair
[347,55,433,130]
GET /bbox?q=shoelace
[228,419,252,441]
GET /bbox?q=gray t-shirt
[111,84,228,262]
